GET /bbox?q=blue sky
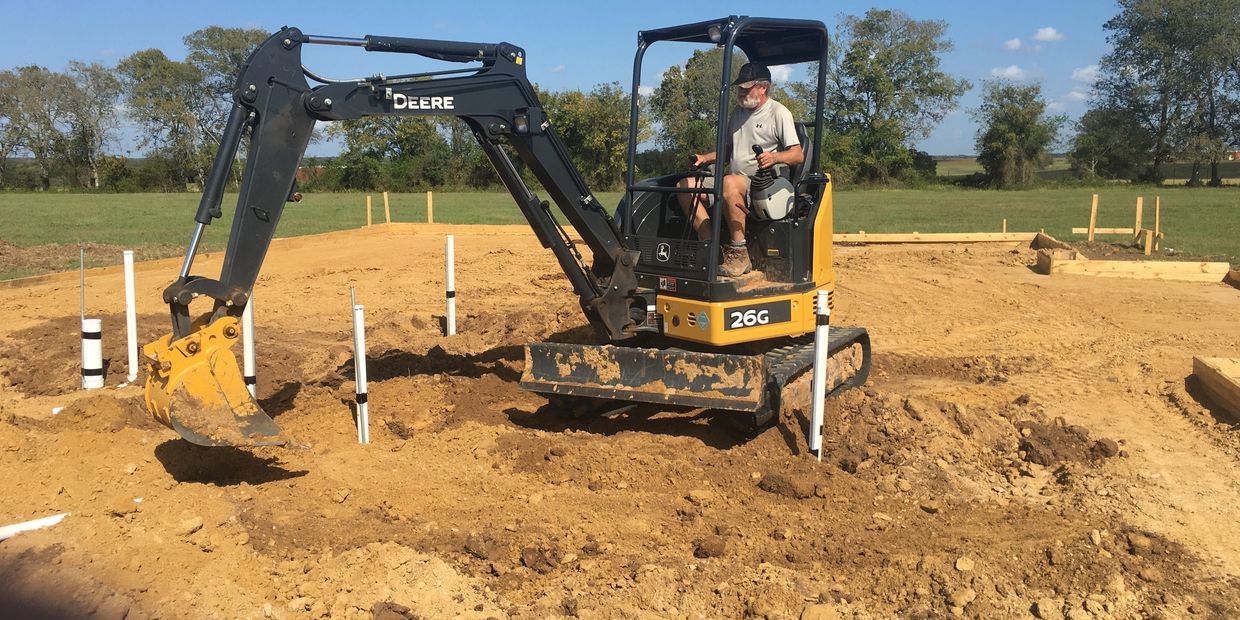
[0,0,1119,156]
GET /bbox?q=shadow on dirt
[1184,376,1240,427]
[504,401,767,450]
[780,408,811,457]
[331,344,523,385]
[0,545,86,619]
[154,441,307,485]
[259,382,302,418]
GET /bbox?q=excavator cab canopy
[637,16,828,66]
[621,16,830,285]
[629,15,828,176]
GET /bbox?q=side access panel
[658,288,831,346]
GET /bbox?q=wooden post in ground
[1002,219,1007,233]
[1154,196,1161,251]
[1134,196,1144,241]
[1144,230,1154,256]
[383,191,391,224]
[366,195,373,227]
[1088,194,1098,241]
[427,191,434,224]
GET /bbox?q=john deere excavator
[143,16,871,447]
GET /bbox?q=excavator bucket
[519,327,871,416]
[142,316,290,447]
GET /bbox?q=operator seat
[787,121,812,184]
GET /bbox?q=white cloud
[1047,88,1092,112]
[1004,38,1022,51]
[637,67,667,97]
[991,65,1028,80]
[1071,64,1099,83]
[548,64,566,73]
[1033,27,1064,42]
[1063,88,1090,102]
[769,65,793,84]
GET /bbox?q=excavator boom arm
[167,27,640,340]
[148,27,643,447]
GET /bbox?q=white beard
[739,93,762,109]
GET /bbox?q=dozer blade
[519,327,872,415]
[142,316,291,447]
[522,343,770,410]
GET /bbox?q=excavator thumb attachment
[142,316,290,447]
[519,327,872,417]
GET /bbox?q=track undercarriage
[520,327,871,424]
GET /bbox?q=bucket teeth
[143,316,290,447]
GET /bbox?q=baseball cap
[733,63,772,88]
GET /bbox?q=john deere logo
[656,243,671,262]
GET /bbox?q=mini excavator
[143,16,871,447]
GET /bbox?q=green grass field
[935,156,1073,179]
[833,186,1239,263]
[936,156,1240,185]
[1,187,1237,280]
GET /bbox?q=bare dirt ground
[2,224,1240,619]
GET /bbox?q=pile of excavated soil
[1,226,1239,619]
[0,312,166,395]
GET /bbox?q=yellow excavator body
[143,19,871,446]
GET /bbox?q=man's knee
[675,177,694,209]
[722,174,748,196]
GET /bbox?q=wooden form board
[1072,227,1134,234]
[833,232,1037,243]
[1035,248,1229,282]
[1080,195,1161,249]
[1193,357,1240,420]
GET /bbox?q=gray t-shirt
[727,98,800,177]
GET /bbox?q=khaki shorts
[691,173,752,213]
[695,173,752,192]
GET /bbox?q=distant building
[296,165,327,183]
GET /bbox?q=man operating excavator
[142,19,873,448]
[675,62,804,277]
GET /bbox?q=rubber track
[762,326,872,413]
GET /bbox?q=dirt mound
[0,312,165,396]
[1017,418,1119,466]
[46,393,157,433]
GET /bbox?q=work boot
[719,242,752,277]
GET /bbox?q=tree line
[1071,0,1240,186]
[1,4,1237,193]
